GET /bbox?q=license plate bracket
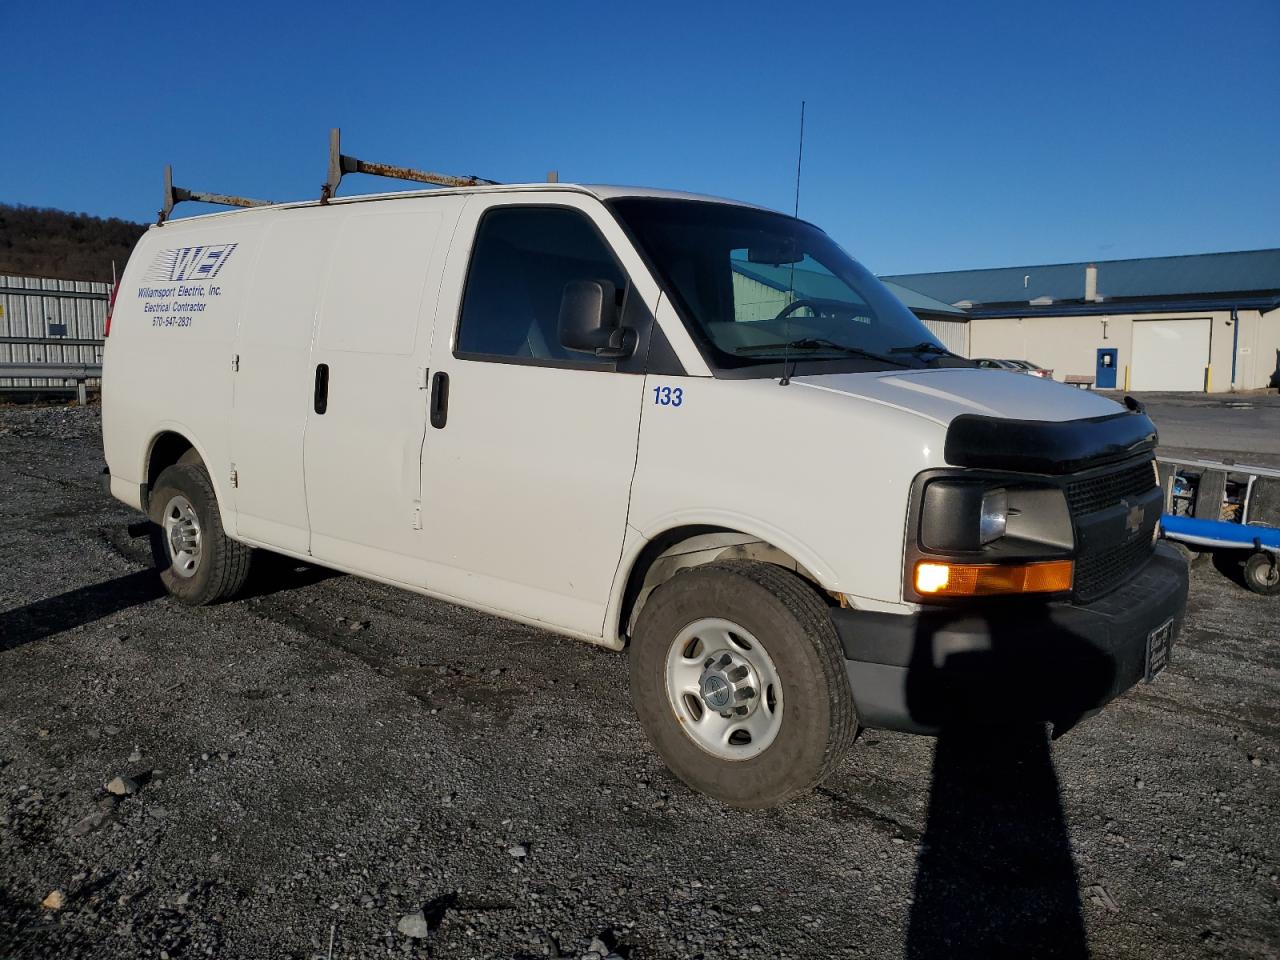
[1145,618,1173,682]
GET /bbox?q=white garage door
[1130,318,1211,392]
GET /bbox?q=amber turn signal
[914,559,1074,597]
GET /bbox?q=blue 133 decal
[652,385,684,407]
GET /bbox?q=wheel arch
[142,428,217,514]
[613,525,838,646]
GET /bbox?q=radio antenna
[780,100,806,387]
[793,100,806,218]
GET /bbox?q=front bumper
[835,541,1188,734]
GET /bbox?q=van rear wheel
[148,463,251,605]
[630,560,857,808]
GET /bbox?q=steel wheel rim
[664,617,784,761]
[1254,560,1279,587]
[161,494,202,579]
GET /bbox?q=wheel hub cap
[664,617,784,761]
[698,651,759,717]
[161,494,202,579]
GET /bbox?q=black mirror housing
[558,279,636,359]
[747,238,803,265]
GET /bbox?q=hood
[792,367,1123,427]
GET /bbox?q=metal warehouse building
[885,249,1280,392]
[0,274,107,393]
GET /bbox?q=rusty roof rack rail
[320,127,500,202]
[158,165,274,225]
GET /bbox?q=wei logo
[146,243,238,282]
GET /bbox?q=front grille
[1075,534,1154,601]
[1066,457,1159,601]
[1066,460,1156,515]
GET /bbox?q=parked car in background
[1006,359,1055,379]
[974,358,1022,371]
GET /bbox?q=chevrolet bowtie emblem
[1124,501,1145,536]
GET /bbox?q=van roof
[151,183,773,227]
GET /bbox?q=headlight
[916,477,1073,555]
[919,480,1008,552]
[979,488,1008,544]
[909,471,1076,601]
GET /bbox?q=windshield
[609,198,947,375]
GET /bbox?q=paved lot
[1111,392,1280,468]
[0,404,1277,960]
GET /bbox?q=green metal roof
[879,280,966,316]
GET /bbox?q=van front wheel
[148,463,251,605]
[630,560,857,808]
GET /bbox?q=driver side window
[456,206,628,364]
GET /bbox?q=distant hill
[0,204,147,283]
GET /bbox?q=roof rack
[320,127,500,201]
[158,165,273,225]
[155,130,558,223]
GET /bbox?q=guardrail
[0,363,102,405]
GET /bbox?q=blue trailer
[1158,456,1280,595]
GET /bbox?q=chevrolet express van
[102,182,1188,807]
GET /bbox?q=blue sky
[4,0,1277,274]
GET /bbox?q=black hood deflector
[944,410,1158,475]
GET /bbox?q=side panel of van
[626,375,941,610]
[416,194,656,636]
[104,222,261,516]
[303,198,463,581]
[230,213,342,554]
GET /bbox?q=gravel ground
[0,404,1277,959]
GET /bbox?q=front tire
[630,561,857,808]
[148,463,251,605]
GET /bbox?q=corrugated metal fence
[0,275,108,390]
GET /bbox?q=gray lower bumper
[834,542,1189,735]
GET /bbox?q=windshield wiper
[889,340,954,357]
[735,338,909,367]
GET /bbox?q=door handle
[314,363,329,415]
[429,371,449,429]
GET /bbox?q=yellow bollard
[1123,365,1130,391]
[1204,365,1213,393]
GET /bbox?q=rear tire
[149,463,251,605]
[630,560,857,808]
[1244,551,1280,596]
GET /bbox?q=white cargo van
[103,173,1187,807]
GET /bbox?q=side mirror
[558,279,636,359]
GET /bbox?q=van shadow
[903,605,1114,960]
[237,550,342,599]
[0,569,164,652]
[0,552,340,654]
